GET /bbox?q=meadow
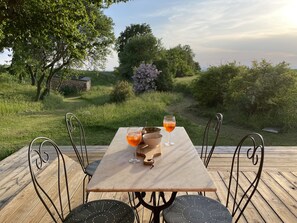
[0,71,296,160]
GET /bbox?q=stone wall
[51,77,91,91]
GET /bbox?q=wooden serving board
[136,143,162,165]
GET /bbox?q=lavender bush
[132,63,161,94]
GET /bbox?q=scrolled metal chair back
[28,137,71,222]
[65,112,89,173]
[200,113,223,167]
[226,133,264,222]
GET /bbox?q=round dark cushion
[64,199,135,223]
[163,195,232,223]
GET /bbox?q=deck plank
[0,146,297,223]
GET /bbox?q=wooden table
[87,127,216,223]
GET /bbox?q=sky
[1,0,297,70]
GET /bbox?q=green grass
[0,71,296,161]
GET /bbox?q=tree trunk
[35,71,46,101]
[40,77,51,100]
[26,65,36,86]
[40,67,55,100]
[35,83,42,101]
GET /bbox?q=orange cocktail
[126,132,142,147]
[163,115,176,146]
[126,127,142,163]
[163,121,176,132]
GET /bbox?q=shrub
[192,62,242,107]
[43,91,65,110]
[227,60,295,116]
[132,63,161,94]
[59,85,80,96]
[110,80,133,103]
[0,72,18,83]
[154,59,174,91]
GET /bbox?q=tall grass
[75,92,183,145]
[0,74,43,115]
[1,71,296,161]
[78,92,181,127]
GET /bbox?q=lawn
[0,71,296,161]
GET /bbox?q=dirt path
[167,96,209,126]
[167,95,253,145]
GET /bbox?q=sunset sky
[104,0,297,70]
[1,0,296,70]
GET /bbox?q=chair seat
[163,195,232,223]
[64,199,135,223]
[85,160,101,176]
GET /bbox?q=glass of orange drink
[163,115,176,146]
[126,127,142,163]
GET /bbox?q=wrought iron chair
[163,133,265,223]
[65,112,100,203]
[200,113,223,168]
[28,137,135,223]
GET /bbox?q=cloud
[147,0,297,68]
[104,0,297,70]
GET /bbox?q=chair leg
[83,174,89,203]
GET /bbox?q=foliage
[78,91,181,128]
[80,71,117,105]
[1,69,297,161]
[110,80,133,103]
[191,60,297,129]
[227,60,297,128]
[154,58,174,91]
[173,76,197,95]
[116,23,152,54]
[192,62,242,107]
[132,63,161,94]
[118,34,161,79]
[0,73,42,115]
[0,0,131,101]
[59,85,80,96]
[165,44,200,77]
[42,91,65,110]
[0,71,18,83]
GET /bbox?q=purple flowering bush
[132,63,161,94]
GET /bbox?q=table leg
[135,192,177,223]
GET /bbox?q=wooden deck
[0,145,296,223]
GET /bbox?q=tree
[0,0,130,100]
[154,54,174,91]
[118,34,161,79]
[165,44,200,77]
[228,60,294,115]
[116,23,152,55]
[192,62,242,107]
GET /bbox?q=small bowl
[143,132,162,147]
[142,127,161,134]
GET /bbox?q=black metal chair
[163,133,265,223]
[65,112,100,203]
[28,137,135,223]
[200,113,223,168]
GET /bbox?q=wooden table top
[87,127,216,193]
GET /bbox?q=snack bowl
[142,127,161,134]
[142,132,162,148]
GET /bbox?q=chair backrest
[200,113,223,167]
[65,112,89,172]
[28,137,72,222]
[226,133,265,222]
